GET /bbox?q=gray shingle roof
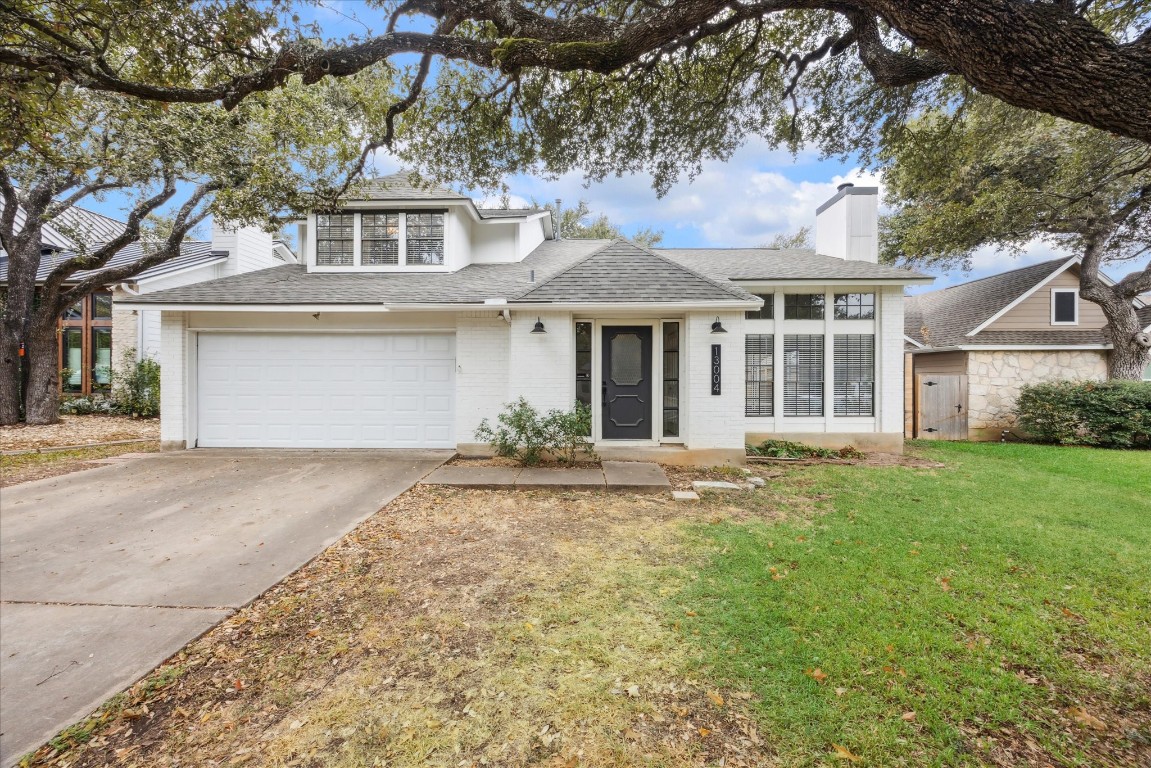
[477,208,547,220]
[517,240,756,304]
[0,240,223,284]
[1138,305,1151,330]
[904,257,1112,348]
[350,171,468,201]
[658,248,931,281]
[125,239,613,305]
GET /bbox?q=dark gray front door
[602,326,653,440]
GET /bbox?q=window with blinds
[362,213,399,265]
[406,212,445,265]
[745,294,774,320]
[316,214,355,265]
[834,334,875,416]
[663,322,680,437]
[783,334,823,416]
[745,334,774,416]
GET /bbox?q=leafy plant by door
[474,398,595,465]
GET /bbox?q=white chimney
[211,220,276,276]
[814,183,878,263]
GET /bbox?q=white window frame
[1051,288,1079,325]
[308,209,450,273]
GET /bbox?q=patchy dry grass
[23,486,778,768]
[0,442,159,487]
[0,415,158,451]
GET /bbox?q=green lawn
[679,442,1151,766]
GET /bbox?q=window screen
[784,293,825,320]
[316,214,354,266]
[833,293,875,320]
[834,334,874,416]
[362,213,399,265]
[745,334,774,416]
[1053,291,1077,323]
[784,334,823,416]
[406,212,445,265]
[745,294,774,320]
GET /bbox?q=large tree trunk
[0,231,40,425]
[23,310,61,425]
[1104,317,1151,381]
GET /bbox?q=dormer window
[406,212,445,266]
[362,213,399,265]
[1051,289,1078,325]
[316,214,354,266]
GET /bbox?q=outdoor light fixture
[530,317,547,334]
[711,316,727,333]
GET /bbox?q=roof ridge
[915,256,1073,299]
[625,238,757,302]
[511,238,621,300]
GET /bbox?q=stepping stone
[672,490,700,502]
[421,466,521,488]
[601,461,671,494]
[747,477,766,487]
[516,467,606,490]
[692,480,746,492]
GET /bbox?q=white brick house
[121,174,931,461]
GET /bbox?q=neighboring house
[0,203,294,395]
[120,173,931,461]
[904,258,1151,440]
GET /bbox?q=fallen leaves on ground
[0,442,159,487]
[0,415,158,450]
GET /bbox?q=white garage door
[196,333,455,448]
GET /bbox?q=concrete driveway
[0,449,449,766]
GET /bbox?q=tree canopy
[533,200,663,248]
[2,1,1149,197]
[880,95,1151,379]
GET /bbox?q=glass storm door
[601,326,653,440]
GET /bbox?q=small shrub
[747,439,864,460]
[60,395,116,415]
[112,349,161,418]
[475,398,596,465]
[1016,380,1151,448]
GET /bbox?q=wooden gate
[916,375,968,440]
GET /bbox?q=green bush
[112,349,161,418]
[474,398,595,465]
[60,395,116,415]
[746,439,864,459]
[1015,380,1151,449]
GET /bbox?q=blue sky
[73,0,1143,295]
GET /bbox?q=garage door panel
[197,333,455,449]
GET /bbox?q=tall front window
[784,334,824,416]
[662,322,680,437]
[59,291,113,395]
[62,328,83,392]
[834,334,874,416]
[406,212,445,265]
[92,328,112,390]
[362,213,399,265]
[745,334,774,416]
[784,293,825,320]
[575,322,592,409]
[316,214,354,266]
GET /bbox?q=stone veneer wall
[966,350,1108,440]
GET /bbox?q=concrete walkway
[0,449,449,766]
[421,460,671,494]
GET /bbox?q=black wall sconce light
[710,316,727,334]
[530,317,547,334]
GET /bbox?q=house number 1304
[711,344,721,395]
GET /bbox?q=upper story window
[406,212,445,266]
[362,213,399,265]
[834,293,875,320]
[1051,289,1078,324]
[316,214,355,266]
[784,293,825,320]
[745,294,774,320]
